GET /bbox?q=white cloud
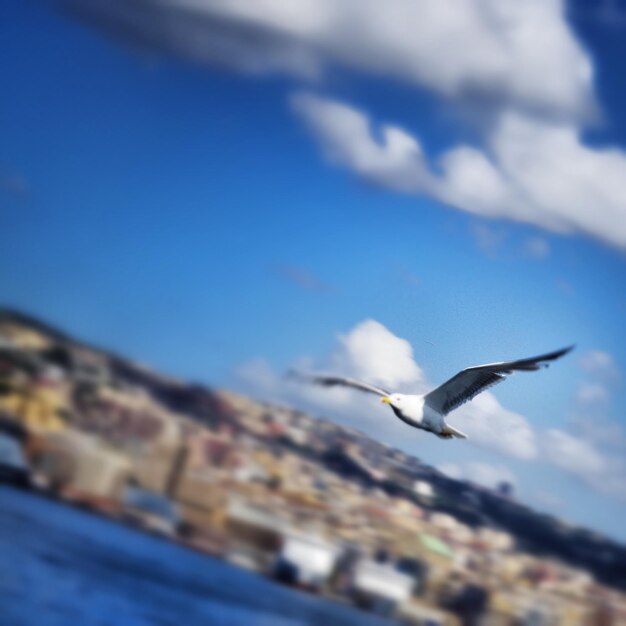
[575,382,610,405]
[291,93,431,194]
[569,350,624,452]
[63,0,626,251]
[68,0,626,249]
[465,461,516,489]
[570,413,626,452]
[545,428,608,476]
[464,113,626,245]
[543,428,626,500]
[437,461,517,489]
[437,460,515,489]
[329,319,425,391]
[578,350,620,379]
[455,392,538,460]
[574,351,620,414]
[468,227,550,260]
[293,94,626,249]
[545,348,626,499]
[68,0,594,121]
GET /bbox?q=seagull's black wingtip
[545,344,575,365]
[533,345,575,369]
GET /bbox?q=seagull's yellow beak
[381,396,392,404]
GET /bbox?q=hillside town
[0,309,625,626]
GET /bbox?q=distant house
[350,559,415,617]
[273,533,338,590]
[413,480,435,504]
[225,498,286,570]
[71,349,110,386]
[35,431,131,497]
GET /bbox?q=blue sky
[1,1,626,540]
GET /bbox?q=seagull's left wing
[289,371,390,397]
[423,346,574,416]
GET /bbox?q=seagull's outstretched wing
[423,346,574,416]
[290,371,390,398]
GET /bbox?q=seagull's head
[381,393,404,407]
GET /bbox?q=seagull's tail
[441,424,468,439]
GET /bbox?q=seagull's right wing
[290,371,390,397]
[423,346,574,416]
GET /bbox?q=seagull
[293,346,573,440]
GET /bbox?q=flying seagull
[292,346,573,440]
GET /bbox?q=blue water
[0,487,394,626]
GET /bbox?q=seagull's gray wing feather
[423,346,574,416]
[290,371,390,397]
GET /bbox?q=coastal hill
[1,307,625,591]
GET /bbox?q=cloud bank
[60,0,626,249]
[64,0,594,120]
[292,93,626,249]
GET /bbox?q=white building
[352,559,414,606]
[277,533,338,587]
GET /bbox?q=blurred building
[273,533,338,589]
[36,430,131,498]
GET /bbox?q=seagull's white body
[295,346,573,441]
[385,394,447,435]
[382,393,462,439]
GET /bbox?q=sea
[0,486,394,626]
